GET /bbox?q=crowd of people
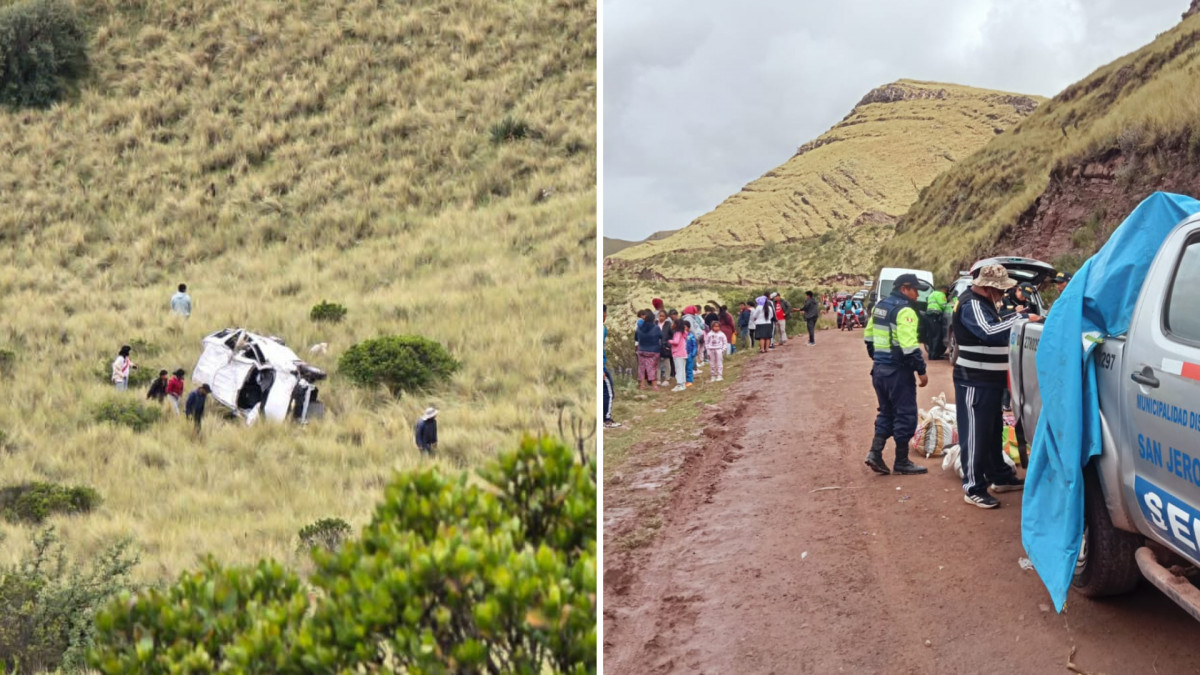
[600,290,823,428]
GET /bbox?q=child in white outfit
[705,320,728,381]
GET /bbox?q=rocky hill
[607,80,1042,288]
[882,10,1200,281]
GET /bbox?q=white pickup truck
[1009,214,1200,619]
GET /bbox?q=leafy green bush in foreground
[0,529,137,674]
[90,436,597,674]
[338,335,459,396]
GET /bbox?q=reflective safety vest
[926,290,948,314]
[864,291,923,370]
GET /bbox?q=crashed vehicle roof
[193,329,326,420]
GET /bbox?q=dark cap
[893,274,932,291]
[1018,282,1037,296]
[173,368,186,377]
[1053,271,1072,284]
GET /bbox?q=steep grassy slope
[608,80,1041,286]
[883,12,1200,282]
[0,0,594,580]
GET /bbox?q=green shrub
[309,300,348,323]
[0,0,90,109]
[489,115,534,144]
[90,437,597,674]
[94,398,161,432]
[0,529,137,673]
[338,335,459,396]
[0,482,101,524]
[297,517,351,552]
[0,349,14,377]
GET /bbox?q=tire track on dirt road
[603,329,1200,674]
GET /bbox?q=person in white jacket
[704,320,729,381]
[750,296,772,353]
[112,345,135,391]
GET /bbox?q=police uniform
[953,265,1026,508]
[862,274,929,475]
[925,288,949,360]
[1000,283,1036,316]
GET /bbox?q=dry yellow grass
[608,80,1041,286]
[0,0,595,581]
[883,13,1200,281]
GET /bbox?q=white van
[868,267,935,311]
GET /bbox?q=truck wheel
[1071,464,1142,597]
[948,333,958,364]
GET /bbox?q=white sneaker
[709,377,716,382]
[672,385,686,392]
[716,376,724,381]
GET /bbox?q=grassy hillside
[603,237,639,257]
[883,12,1200,282]
[608,80,1041,286]
[0,0,595,581]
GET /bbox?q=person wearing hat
[1053,270,1072,294]
[166,369,186,414]
[862,273,932,476]
[184,383,211,434]
[769,292,789,346]
[953,264,1042,508]
[111,345,135,391]
[1001,281,1038,316]
[415,407,439,455]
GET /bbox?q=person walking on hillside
[863,274,931,476]
[167,369,185,414]
[184,383,211,434]
[751,296,773,353]
[415,407,439,455]
[705,319,728,381]
[602,305,620,428]
[953,265,1042,508]
[170,283,192,319]
[147,370,169,404]
[737,302,751,350]
[925,284,950,360]
[636,311,662,390]
[802,291,819,346]
[112,345,135,391]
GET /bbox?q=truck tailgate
[1009,319,1042,432]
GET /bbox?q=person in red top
[166,368,186,415]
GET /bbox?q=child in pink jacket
[669,326,688,391]
[705,319,728,381]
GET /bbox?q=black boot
[892,441,927,475]
[864,435,890,475]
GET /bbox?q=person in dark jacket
[636,311,663,390]
[146,370,169,403]
[862,274,930,476]
[657,310,675,384]
[415,407,439,455]
[737,302,751,349]
[802,291,820,346]
[184,384,211,433]
[953,265,1042,509]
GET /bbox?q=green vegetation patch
[0,482,101,524]
[309,300,348,323]
[338,335,459,397]
[94,398,161,432]
[0,0,89,109]
[297,517,351,552]
[90,437,596,674]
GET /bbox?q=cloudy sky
[603,0,1188,241]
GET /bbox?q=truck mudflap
[1135,547,1200,622]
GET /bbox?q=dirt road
[603,328,1199,674]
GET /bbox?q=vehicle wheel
[947,332,958,364]
[1072,464,1142,597]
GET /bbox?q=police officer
[953,264,1042,508]
[1000,282,1036,316]
[1053,271,1072,295]
[863,273,930,476]
[925,284,949,360]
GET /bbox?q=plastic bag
[911,393,958,458]
[942,444,962,477]
[1001,411,1020,465]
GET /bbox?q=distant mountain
[606,79,1043,287]
[603,228,680,257]
[882,11,1200,282]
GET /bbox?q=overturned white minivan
[192,328,327,424]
